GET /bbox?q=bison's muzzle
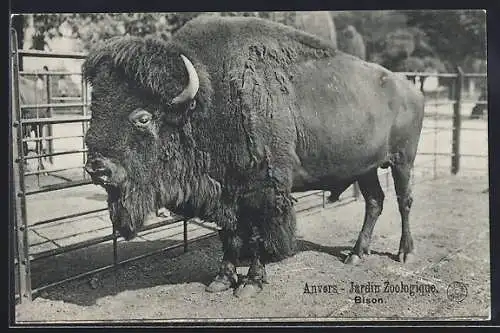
[85,155,138,240]
[84,156,113,186]
[84,155,127,187]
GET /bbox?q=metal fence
[10,30,216,303]
[400,69,488,177]
[10,29,488,303]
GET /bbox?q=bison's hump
[174,15,337,61]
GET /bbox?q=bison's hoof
[398,252,416,264]
[234,281,263,298]
[206,280,232,293]
[156,207,171,218]
[344,253,361,265]
[206,274,236,293]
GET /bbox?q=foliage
[333,10,485,73]
[14,10,486,74]
[19,13,202,51]
[217,11,297,26]
[404,10,487,69]
[333,11,439,72]
[337,25,366,60]
[333,11,408,56]
[17,11,319,52]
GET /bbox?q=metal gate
[401,70,488,179]
[10,29,220,303]
[11,27,488,303]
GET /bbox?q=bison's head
[82,36,219,240]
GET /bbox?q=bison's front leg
[232,185,296,298]
[234,226,268,298]
[206,230,240,292]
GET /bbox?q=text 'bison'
[83,16,424,298]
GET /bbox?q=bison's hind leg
[391,162,415,263]
[345,168,385,265]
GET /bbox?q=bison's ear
[162,97,198,127]
[172,98,197,113]
[187,99,197,112]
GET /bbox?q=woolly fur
[81,16,422,263]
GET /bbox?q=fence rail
[20,71,83,76]
[10,42,488,304]
[18,49,88,59]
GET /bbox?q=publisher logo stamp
[447,281,467,303]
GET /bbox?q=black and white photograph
[9,9,490,324]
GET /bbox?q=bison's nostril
[85,158,112,184]
[86,166,108,175]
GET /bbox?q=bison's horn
[172,54,200,104]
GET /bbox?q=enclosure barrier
[9,30,210,303]
[11,28,487,303]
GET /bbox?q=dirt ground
[15,173,490,323]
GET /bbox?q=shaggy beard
[107,134,222,240]
[107,145,160,240]
[157,141,222,220]
[107,179,158,240]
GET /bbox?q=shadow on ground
[34,236,221,306]
[296,240,397,263]
[37,235,400,307]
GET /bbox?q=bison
[83,15,424,298]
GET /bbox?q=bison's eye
[138,115,150,124]
[188,99,196,110]
[129,109,152,127]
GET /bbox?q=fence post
[81,76,88,179]
[451,66,463,175]
[183,220,188,252]
[45,70,54,163]
[11,28,32,303]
